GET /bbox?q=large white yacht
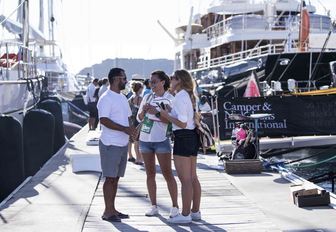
[171,0,336,92]
[0,0,79,121]
[159,0,336,142]
[0,1,43,121]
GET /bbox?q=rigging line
[292,154,336,168]
[277,52,299,82]
[265,54,281,82]
[223,70,255,98]
[0,1,25,26]
[284,145,336,165]
[266,145,336,166]
[308,30,332,84]
[265,15,296,82]
[314,73,330,82]
[315,0,329,16]
[265,52,299,83]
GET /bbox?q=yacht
[169,0,336,93]
[159,0,336,142]
[0,1,43,122]
[34,40,80,97]
[0,0,81,203]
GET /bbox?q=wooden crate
[225,159,263,174]
[294,191,330,207]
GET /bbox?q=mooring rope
[291,154,336,168]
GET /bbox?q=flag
[243,72,261,97]
[299,0,310,51]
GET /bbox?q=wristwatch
[155,111,161,118]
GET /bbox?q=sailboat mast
[39,0,44,54]
[22,0,29,78]
[22,0,29,47]
[39,0,44,33]
[49,0,55,56]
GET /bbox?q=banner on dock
[218,95,336,139]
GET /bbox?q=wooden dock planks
[82,157,280,232]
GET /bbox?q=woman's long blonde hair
[173,69,196,110]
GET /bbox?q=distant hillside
[78,58,174,79]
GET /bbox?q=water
[271,147,336,193]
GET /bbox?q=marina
[1,125,336,231]
[1,0,336,231]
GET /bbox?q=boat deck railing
[0,42,37,81]
[196,43,285,71]
[205,14,332,40]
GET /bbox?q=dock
[1,126,336,231]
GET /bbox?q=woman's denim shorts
[139,138,171,154]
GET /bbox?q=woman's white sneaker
[145,205,159,216]
[169,207,179,218]
[190,211,201,221]
[167,213,192,224]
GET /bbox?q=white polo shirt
[97,89,131,146]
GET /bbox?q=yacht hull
[0,77,44,122]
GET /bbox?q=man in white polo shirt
[97,67,135,222]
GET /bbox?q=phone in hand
[160,102,166,110]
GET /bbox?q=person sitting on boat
[232,127,257,160]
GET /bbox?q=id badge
[166,122,172,137]
[141,116,154,134]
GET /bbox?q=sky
[1,0,336,74]
[59,0,212,73]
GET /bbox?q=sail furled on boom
[299,0,310,51]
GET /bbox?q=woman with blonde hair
[160,69,201,224]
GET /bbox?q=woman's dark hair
[144,79,150,88]
[151,70,170,91]
[131,81,143,94]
